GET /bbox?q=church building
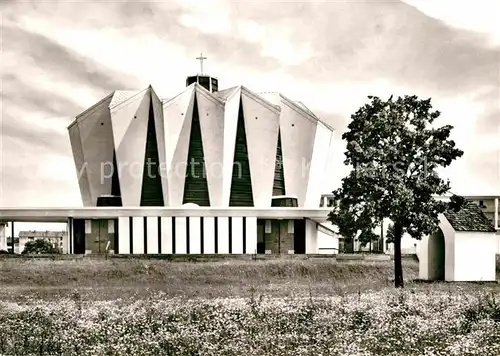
[68,59,335,210]
[66,57,336,255]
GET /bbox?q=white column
[66,219,71,254]
[0,223,7,251]
[245,217,257,255]
[147,217,159,254]
[495,198,498,230]
[217,217,229,254]
[495,198,500,255]
[118,217,130,254]
[132,217,144,254]
[189,217,201,254]
[175,217,187,254]
[160,217,173,254]
[203,217,216,254]
[231,217,244,254]
[305,219,318,254]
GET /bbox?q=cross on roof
[196,53,207,75]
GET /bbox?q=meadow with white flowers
[0,258,499,355]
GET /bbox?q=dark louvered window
[183,95,211,206]
[272,130,285,196]
[229,96,254,207]
[140,95,164,206]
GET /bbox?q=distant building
[463,196,499,231]
[14,231,68,254]
[319,194,336,208]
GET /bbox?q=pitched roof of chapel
[443,200,496,232]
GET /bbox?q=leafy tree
[357,229,380,248]
[329,201,379,251]
[386,223,395,244]
[328,95,465,288]
[22,239,61,254]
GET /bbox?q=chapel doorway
[427,228,445,281]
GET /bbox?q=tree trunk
[394,222,404,288]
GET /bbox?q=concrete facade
[114,215,258,255]
[260,93,334,208]
[63,76,337,255]
[0,208,331,255]
[68,83,335,209]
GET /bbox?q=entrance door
[293,219,306,254]
[85,220,116,254]
[256,220,265,254]
[96,220,107,253]
[73,219,86,254]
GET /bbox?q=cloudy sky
[1,0,499,211]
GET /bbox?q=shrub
[22,239,60,255]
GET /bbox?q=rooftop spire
[196,52,207,75]
[186,53,218,92]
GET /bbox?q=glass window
[186,76,197,86]
[85,220,92,233]
[198,76,210,91]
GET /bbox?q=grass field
[0,258,421,301]
[1,258,500,355]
